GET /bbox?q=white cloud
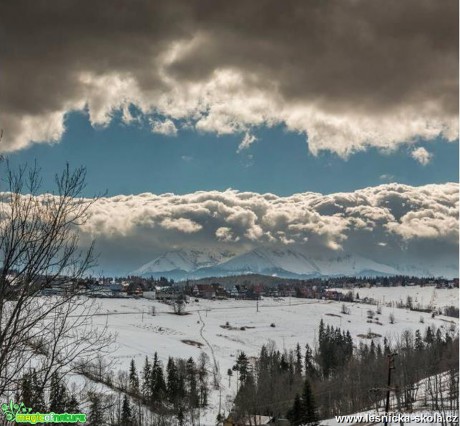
[237,133,257,153]
[411,147,433,166]
[161,217,202,233]
[151,118,178,136]
[379,174,395,182]
[66,182,459,273]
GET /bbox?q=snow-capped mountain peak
[132,246,446,280]
[132,248,235,276]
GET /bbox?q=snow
[218,248,320,275]
[322,371,458,425]
[330,285,459,310]
[132,246,441,280]
[132,249,235,275]
[73,286,458,424]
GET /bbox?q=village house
[193,284,216,299]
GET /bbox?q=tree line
[231,320,458,425]
[12,351,211,426]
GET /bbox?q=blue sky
[7,111,458,197]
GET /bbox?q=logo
[1,401,86,424]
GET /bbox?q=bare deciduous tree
[0,161,113,398]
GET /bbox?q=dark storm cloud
[0,0,458,154]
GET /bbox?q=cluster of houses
[185,283,352,302]
[39,277,351,302]
[38,274,458,302]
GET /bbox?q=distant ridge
[130,246,451,280]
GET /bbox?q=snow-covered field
[81,286,458,424]
[330,285,459,310]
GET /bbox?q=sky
[0,0,458,275]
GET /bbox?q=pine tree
[141,356,151,400]
[186,357,199,408]
[197,353,209,407]
[177,367,186,401]
[67,394,80,413]
[300,378,319,426]
[121,394,132,425]
[424,326,434,345]
[31,370,46,412]
[295,343,303,377]
[20,372,33,408]
[280,353,289,372]
[150,352,166,404]
[369,340,376,359]
[287,393,303,426]
[435,328,443,345]
[88,393,104,426]
[415,330,424,351]
[304,344,316,378]
[318,319,325,345]
[236,352,249,384]
[49,372,68,413]
[383,337,391,354]
[167,357,179,404]
[129,359,140,395]
[345,331,353,359]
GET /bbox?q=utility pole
[384,353,397,426]
[218,384,222,421]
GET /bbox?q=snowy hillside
[75,290,458,424]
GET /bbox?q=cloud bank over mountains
[1,0,458,155]
[76,183,459,275]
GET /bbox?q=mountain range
[130,247,454,280]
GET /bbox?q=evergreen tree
[280,353,289,372]
[415,330,424,351]
[424,326,434,345]
[31,370,46,412]
[435,328,443,345]
[287,394,303,426]
[369,340,376,359]
[197,353,209,407]
[345,331,353,359]
[167,357,179,404]
[186,357,199,408]
[20,372,33,408]
[304,344,316,378]
[236,352,249,384]
[154,358,166,400]
[141,356,151,400]
[318,319,325,344]
[121,394,132,425]
[49,372,68,413]
[128,359,140,395]
[88,393,104,426]
[149,352,165,403]
[383,337,391,354]
[67,394,80,413]
[300,378,319,426]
